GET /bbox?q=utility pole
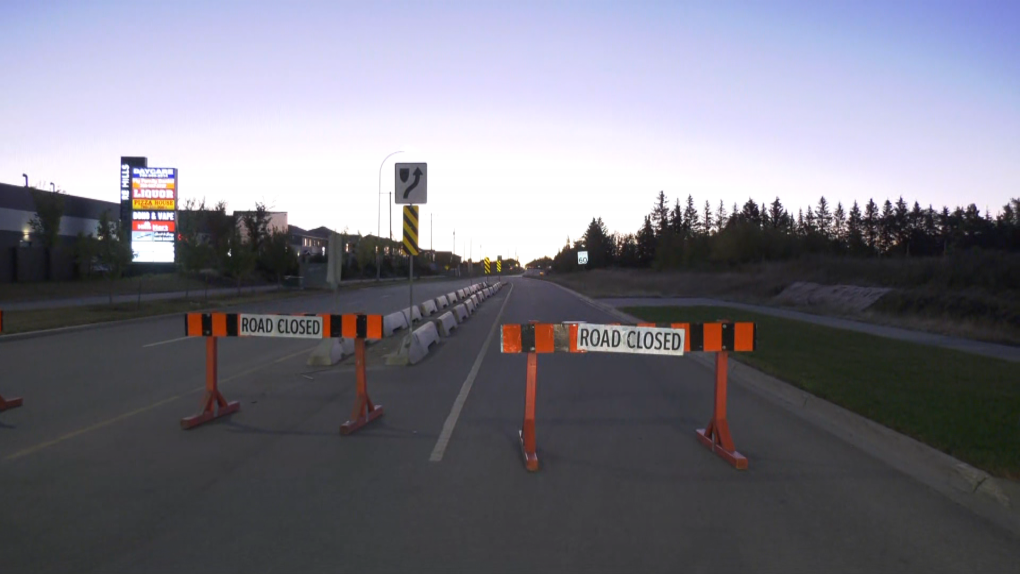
[388,192,392,242]
[453,229,456,276]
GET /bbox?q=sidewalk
[601,296,1020,363]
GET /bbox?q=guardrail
[501,320,756,471]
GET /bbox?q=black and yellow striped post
[403,205,420,327]
[484,257,491,275]
[402,206,419,256]
[497,255,502,277]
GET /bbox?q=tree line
[551,192,1020,271]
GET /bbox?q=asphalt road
[1,276,1017,573]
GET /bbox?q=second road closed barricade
[501,320,757,472]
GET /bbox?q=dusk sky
[2,0,1018,264]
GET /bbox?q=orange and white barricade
[183,312,384,433]
[0,310,24,412]
[501,320,757,471]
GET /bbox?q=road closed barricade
[501,320,756,472]
[0,310,24,412]
[183,312,384,434]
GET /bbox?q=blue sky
[2,0,1017,263]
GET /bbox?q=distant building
[0,182,118,250]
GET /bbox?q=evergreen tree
[715,200,728,233]
[683,195,699,238]
[651,191,670,238]
[703,201,714,236]
[636,216,657,267]
[864,199,879,253]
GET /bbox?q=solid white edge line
[429,281,515,462]
[142,336,191,348]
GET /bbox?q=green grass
[0,274,251,303]
[623,305,1020,479]
[1,290,308,335]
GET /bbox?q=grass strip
[1,291,309,335]
[623,305,1020,480]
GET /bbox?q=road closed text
[239,314,323,339]
[576,324,685,356]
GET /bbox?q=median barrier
[437,311,458,336]
[183,312,384,434]
[401,305,423,325]
[307,337,356,366]
[399,320,440,365]
[453,303,469,323]
[447,291,459,303]
[383,310,410,337]
[464,298,476,314]
[420,299,439,317]
[436,295,450,309]
[0,310,24,412]
[500,320,757,472]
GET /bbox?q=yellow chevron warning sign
[484,257,491,274]
[403,206,419,256]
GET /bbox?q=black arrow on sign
[403,167,422,199]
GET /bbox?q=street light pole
[22,174,27,187]
[50,182,55,192]
[389,192,392,242]
[377,150,403,281]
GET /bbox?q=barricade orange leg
[0,393,23,411]
[181,337,240,429]
[340,337,384,435]
[695,351,748,469]
[519,351,539,471]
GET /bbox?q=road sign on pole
[402,206,419,255]
[395,163,427,205]
[577,251,588,265]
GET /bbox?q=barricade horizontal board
[501,322,755,354]
[186,313,384,340]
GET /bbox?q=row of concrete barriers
[307,281,504,366]
[395,281,505,365]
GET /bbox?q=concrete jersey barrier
[406,321,440,365]
[437,311,458,336]
[383,310,410,337]
[436,295,450,309]
[453,303,469,323]
[471,294,480,307]
[420,299,439,316]
[465,298,476,314]
[447,291,459,303]
[402,305,423,325]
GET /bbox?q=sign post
[396,163,426,327]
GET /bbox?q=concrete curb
[539,277,1020,536]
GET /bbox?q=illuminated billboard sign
[130,167,177,263]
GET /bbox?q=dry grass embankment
[547,252,1020,345]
